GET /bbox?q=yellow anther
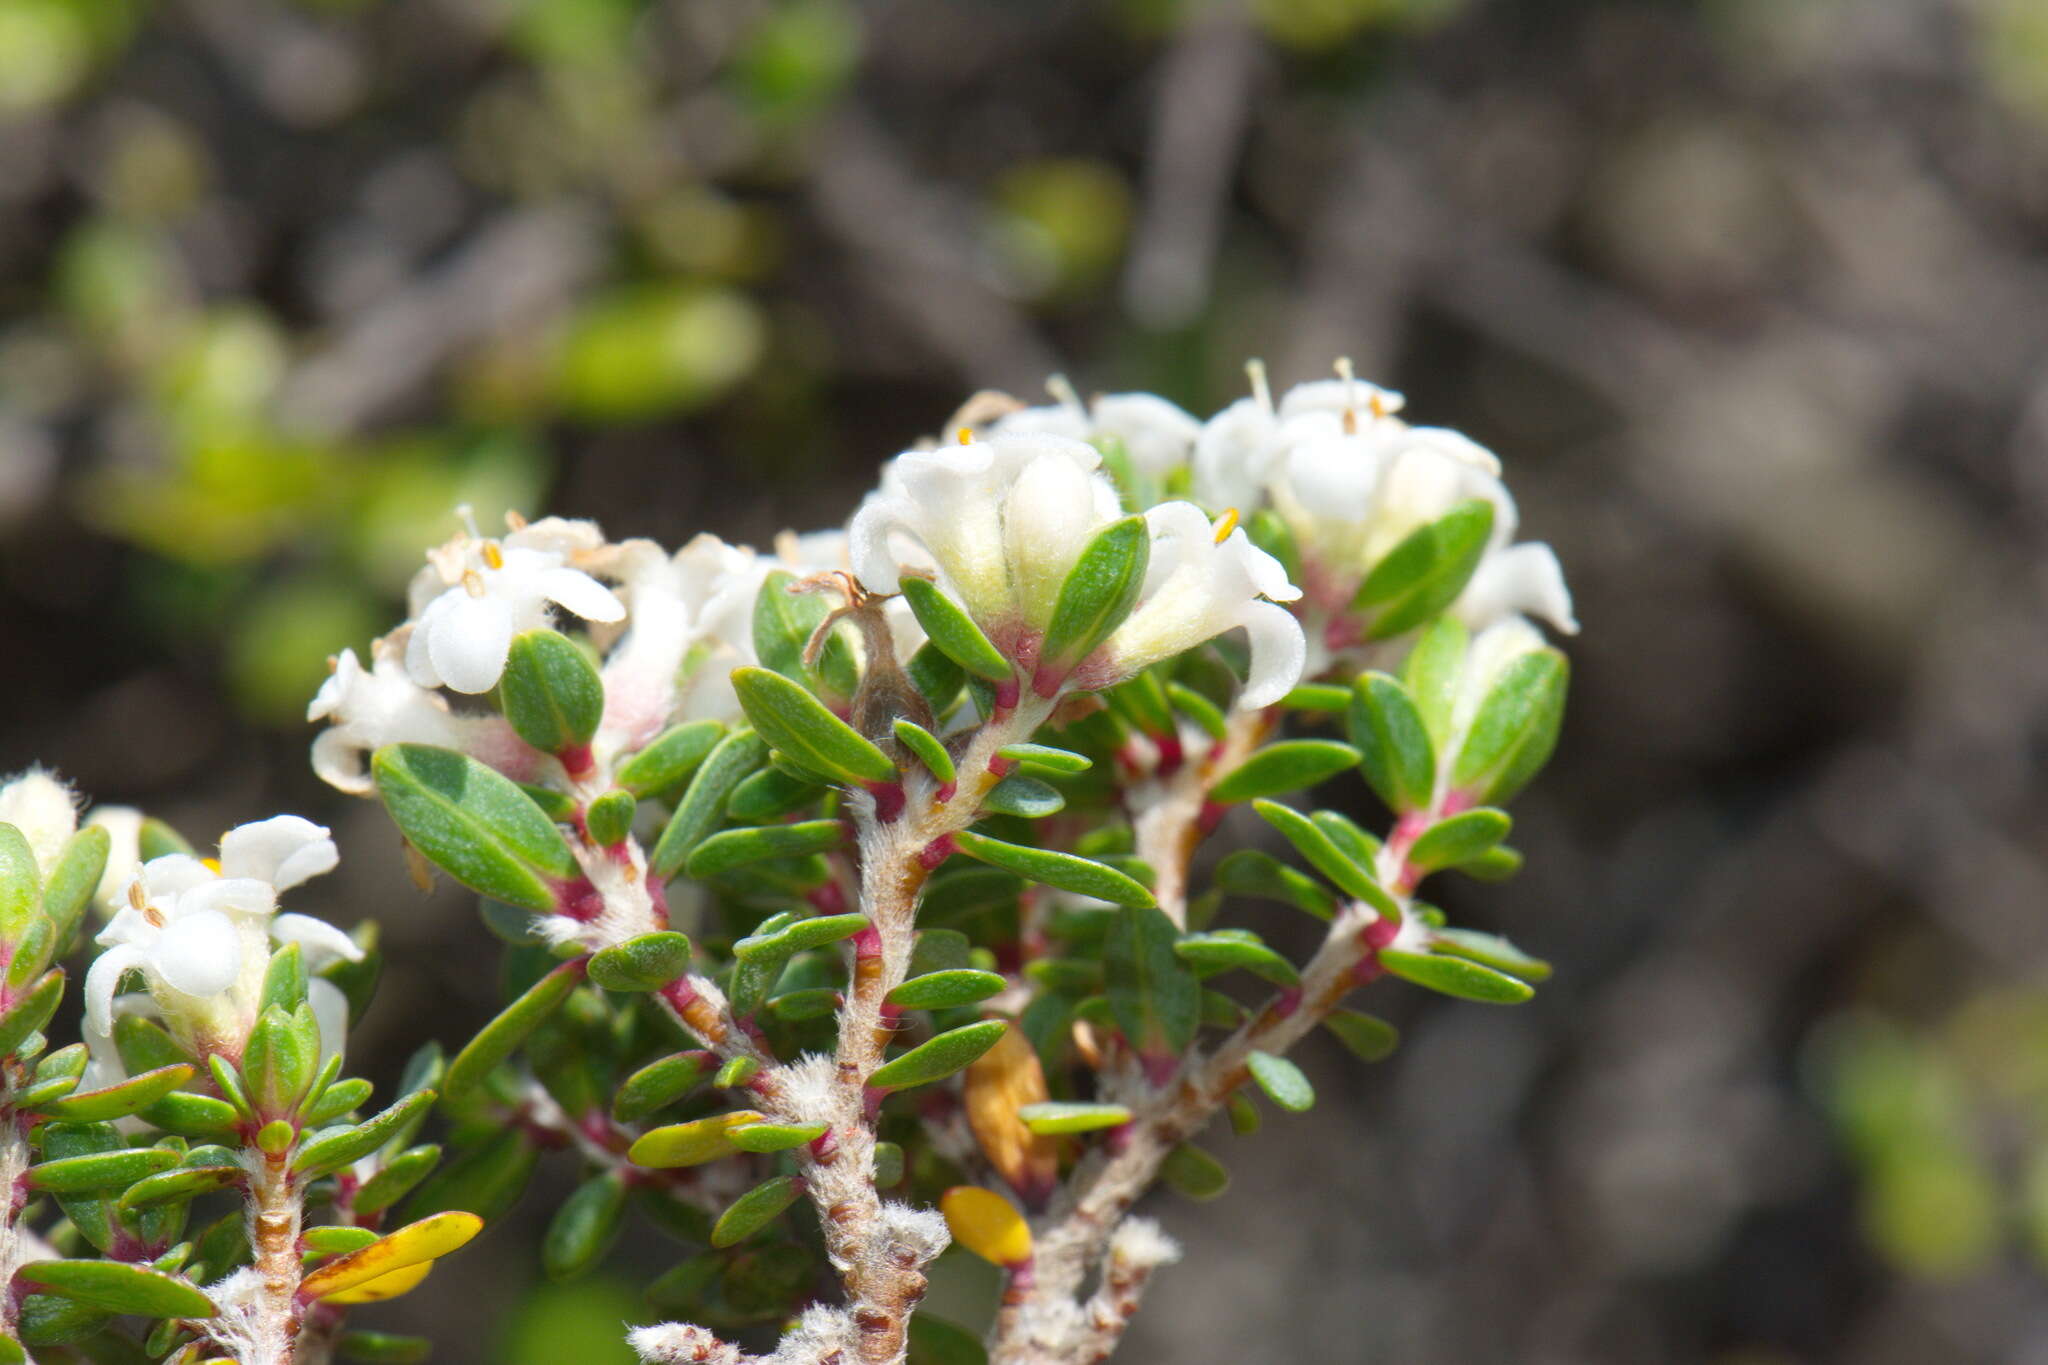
[481,542,504,571]
[1213,508,1241,544]
[127,881,146,910]
[1341,408,1358,435]
[504,509,528,531]
[462,569,486,599]
[956,426,974,446]
[201,858,222,875]
[1369,391,1388,420]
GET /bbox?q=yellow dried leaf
[300,1210,482,1300]
[941,1185,1032,1267]
[963,1023,1058,1204]
[318,1258,435,1305]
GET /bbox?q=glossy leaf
[1324,1010,1400,1063]
[16,1260,215,1319]
[1450,649,1569,806]
[1251,801,1398,919]
[1159,1143,1229,1200]
[1213,850,1336,921]
[940,1185,1031,1266]
[712,1175,804,1248]
[1210,740,1361,805]
[39,1063,194,1123]
[617,721,726,797]
[1348,672,1436,816]
[587,932,693,993]
[544,1171,627,1282]
[1353,499,1494,639]
[1042,516,1150,672]
[499,629,604,754]
[613,1051,713,1123]
[1377,948,1534,1004]
[372,745,578,912]
[995,743,1092,775]
[686,820,846,879]
[1015,1101,1131,1135]
[1104,905,1199,1062]
[1406,808,1512,873]
[442,959,584,1101]
[650,727,769,878]
[1246,1050,1314,1112]
[628,1111,767,1168]
[294,1090,438,1179]
[899,576,1013,682]
[981,775,1064,819]
[728,1121,829,1154]
[1173,932,1299,987]
[1430,926,1551,981]
[893,719,956,785]
[302,1212,483,1301]
[951,831,1154,908]
[732,666,897,787]
[885,969,1006,1010]
[868,1020,1009,1092]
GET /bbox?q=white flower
[991,384,1201,480]
[85,816,359,1076]
[0,769,77,877]
[404,511,626,694]
[1101,502,1306,709]
[1456,541,1578,635]
[1192,364,1408,513]
[85,806,143,919]
[850,431,1122,642]
[309,642,540,795]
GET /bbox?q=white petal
[404,609,441,687]
[1004,452,1104,625]
[427,594,516,694]
[1233,600,1308,710]
[1278,377,1405,420]
[1224,529,1301,604]
[1457,542,1578,635]
[85,806,144,919]
[310,729,372,796]
[271,913,364,970]
[308,978,350,1064]
[141,855,216,901]
[1093,393,1200,476]
[181,878,277,921]
[536,566,626,624]
[153,909,244,998]
[848,494,919,594]
[220,815,337,889]
[84,944,146,1042]
[308,649,362,722]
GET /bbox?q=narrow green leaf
[443,959,584,1101]
[1105,905,1199,1063]
[1348,673,1436,815]
[1250,801,1398,918]
[294,1090,439,1179]
[117,1163,243,1211]
[39,1064,194,1123]
[544,1171,627,1282]
[612,1050,713,1124]
[1159,1143,1229,1200]
[401,1130,537,1224]
[1213,850,1336,921]
[728,1121,828,1154]
[995,743,1092,775]
[372,744,578,912]
[586,932,693,993]
[305,1076,374,1124]
[732,667,898,788]
[907,1314,988,1365]
[499,629,605,754]
[899,577,1013,683]
[1173,932,1299,987]
[1354,499,1495,639]
[353,1146,442,1218]
[885,970,1006,1010]
[951,831,1155,909]
[336,1331,433,1363]
[1210,740,1362,805]
[1278,683,1350,712]
[1451,650,1569,805]
[1377,948,1534,1004]
[28,1147,180,1193]
[650,728,769,879]
[627,1111,764,1169]
[141,1092,241,1141]
[1406,808,1512,873]
[0,824,40,939]
[16,1261,215,1319]
[616,721,726,798]
[1430,926,1551,981]
[41,825,109,944]
[583,789,637,848]
[1164,681,1227,741]
[0,971,65,1060]
[726,766,825,822]
[981,775,1064,818]
[1400,615,1469,751]
[1324,1009,1400,1063]
[1041,516,1150,671]
[868,1020,1008,1092]
[1246,1051,1314,1112]
[893,719,957,786]
[712,1175,805,1249]
[686,821,846,879]
[1015,1102,1131,1135]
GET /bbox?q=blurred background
[3,0,2048,1360]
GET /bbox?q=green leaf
[726,766,825,822]
[1278,683,1350,713]
[1406,808,1512,873]
[727,1121,828,1154]
[1450,650,1569,805]
[1174,932,1299,987]
[337,1331,433,1363]
[28,1146,179,1193]
[628,1111,763,1169]
[1251,801,1398,919]
[1210,740,1361,805]
[294,1090,439,1179]
[612,1050,713,1123]
[685,820,846,879]
[353,1145,443,1218]
[1213,850,1336,921]
[885,969,1006,1010]
[1310,810,1382,869]
[651,727,770,877]
[443,959,585,1101]
[544,1171,627,1282]
[617,721,726,797]
[1456,844,1524,882]
[754,570,859,699]
[732,667,898,788]
[41,825,109,944]
[16,1260,215,1319]
[907,641,966,716]
[899,576,1013,683]
[1430,927,1551,981]
[117,1163,243,1211]
[372,744,579,913]
[585,931,693,994]
[0,971,65,1060]
[1246,1050,1314,1113]
[39,1063,194,1123]
[1164,681,1226,741]
[1016,1101,1131,1135]
[1353,499,1494,639]
[1400,615,1469,751]
[1159,1143,1229,1200]
[260,942,309,1014]
[981,775,1064,818]
[141,1091,241,1141]
[1041,515,1150,672]
[1324,1009,1400,1063]
[242,1002,322,1116]
[951,831,1155,908]
[995,743,1092,775]
[583,788,637,848]
[1377,948,1534,1004]
[868,1020,1008,1092]
[401,1130,537,1224]
[1348,673,1437,815]
[499,629,605,754]
[893,719,957,785]
[0,823,41,939]
[922,867,1026,923]
[1105,905,1199,1064]
[712,1175,805,1248]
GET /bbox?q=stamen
[1369,391,1388,420]
[956,427,974,446]
[201,857,222,875]
[1245,357,1271,414]
[504,509,528,532]
[1045,372,1086,417]
[127,881,146,910]
[462,569,486,599]
[455,503,482,540]
[144,905,164,928]
[482,542,505,571]
[1213,508,1240,543]
[1336,356,1359,435]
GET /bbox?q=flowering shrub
[0,361,1573,1364]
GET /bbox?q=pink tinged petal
[536,566,626,624]
[1233,600,1309,711]
[154,909,244,998]
[428,594,516,695]
[271,913,364,970]
[221,815,337,889]
[1458,542,1578,635]
[308,978,350,1062]
[84,944,146,1042]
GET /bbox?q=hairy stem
[242,1148,305,1365]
